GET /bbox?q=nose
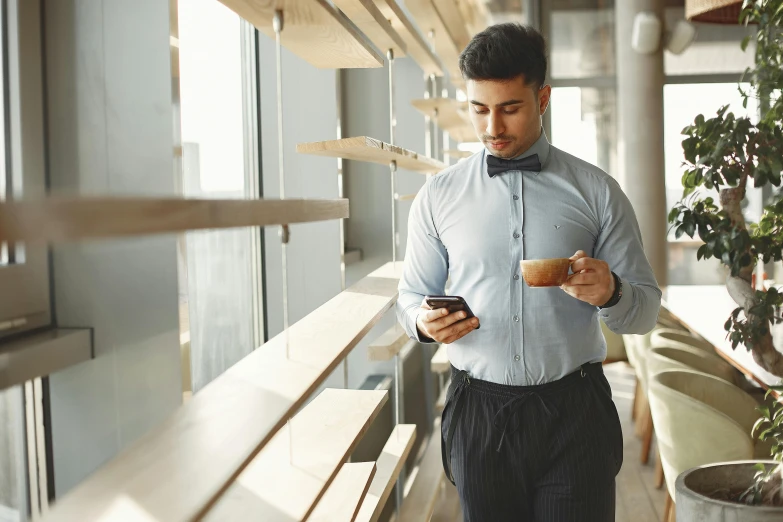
[486,111,504,138]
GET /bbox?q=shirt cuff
[597,275,633,323]
[405,305,437,344]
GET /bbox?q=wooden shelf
[368,324,410,361]
[355,424,418,522]
[0,328,92,391]
[431,344,449,374]
[430,0,471,51]
[398,424,444,521]
[370,0,444,76]
[205,389,388,521]
[443,149,473,159]
[395,193,418,202]
[411,98,475,143]
[332,0,407,56]
[297,137,446,174]
[0,197,349,244]
[41,263,402,522]
[310,462,376,522]
[216,0,383,69]
[405,0,462,78]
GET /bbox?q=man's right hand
[416,302,480,344]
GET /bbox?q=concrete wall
[44,0,182,496]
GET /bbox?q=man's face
[466,75,551,159]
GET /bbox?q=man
[396,24,661,521]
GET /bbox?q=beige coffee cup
[519,258,573,287]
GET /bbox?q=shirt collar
[482,127,551,176]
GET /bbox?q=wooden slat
[297,137,446,174]
[395,193,418,202]
[443,149,473,159]
[310,462,377,522]
[0,197,349,244]
[370,0,444,75]
[431,344,449,374]
[216,0,383,69]
[430,0,471,50]
[405,0,461,78]
[398,423,444,521]
[41,263,402,522]
[411,98,476,143]
[368,324,410,361]
[355,424,417,522]
[205,389,387,521]
[332,0,407,56]
[0,328,93,391]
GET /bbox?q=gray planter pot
[675,461,783,521]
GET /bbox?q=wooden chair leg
[632,380,640,421]
[640,407,653,465]
[655,449,664,489]
[663,489,673,522]
[635,393,649,438]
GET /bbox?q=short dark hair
[459,23,547,88]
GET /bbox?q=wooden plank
[368,324,410,361]
[0,197,349,244]
[355,424,417,522]
[0,328,93,391]
[411,98,476,143]
[310,462,377,522]
[297,137,446,174]
[664,286,782,397]
[205,389,387,521]
[217,0,383,69]
[398,424,444,521]
[444,149,473,159]
[431,344,449,374]
[370,0,444,76]
[405,0,461,78]
[430,0,471,50]
[395,193,418,202]
[41,263,402,522]
[332,0,407,56]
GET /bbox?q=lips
[488,141,510,150]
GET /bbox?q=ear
[538,85,551,115]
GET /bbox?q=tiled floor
[429,362,666,522]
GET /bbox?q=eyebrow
[469,99,523,108]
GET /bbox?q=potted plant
[668,0,783,517]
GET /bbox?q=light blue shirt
[397,130,661,385]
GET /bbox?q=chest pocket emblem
[554,225,561,230]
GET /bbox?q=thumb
[570,250,587,261]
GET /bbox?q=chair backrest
[658,305,689,331]
[647,344,738,385]
[651,328,714,353]
[649,369,755,500]
[600,321,626,362]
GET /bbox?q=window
[175,0,263,395]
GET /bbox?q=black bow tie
[486,154,542,178]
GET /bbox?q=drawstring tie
[492,390,560,452]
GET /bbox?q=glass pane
[550,4,615,79]
[664,7,755,76]
[177,0,258,395]
[664,83,758,285]
[0,386,27,521]
[550,86,617,176]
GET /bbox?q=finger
[569,250,588,261]
[442,318,479,344]
[422,307,449,322]
[431,311,472,331]
[563,272,601,286]
[571,257,607,274]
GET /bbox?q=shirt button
[514,274,520,280]
[513,195,519,200]
[513,315,520,322]
[513,233,520,239]
[514,355,521,361]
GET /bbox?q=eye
[474,108,489,115]
[503,108,519,115]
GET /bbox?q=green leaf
[741,35,751,52]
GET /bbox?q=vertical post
[393,351,404,512]
[336,69,349,388]
[273,11,292,342]
[615,1,668,286]
[388,49,397,265]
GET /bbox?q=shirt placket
[510,172,524,382]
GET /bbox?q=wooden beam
[370,0,444,76]
[297,137,446,174]
[355,424,417,522]
[310,462,376,522]
[368,324,410,361]
[411,98,476,143]
[404,0,461,78]
[0,197,349,244]
[398,425,444,521]
[395,193,418,202]
[0,328,92,391]
[205,389,387,521]
[430,344,449,374]
[41,263,402,522]
[332,0,407,57]
[430,0,471,50]
[216,0,383,69]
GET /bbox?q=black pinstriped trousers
[441,362,623,522]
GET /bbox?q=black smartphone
[424,295,479,329]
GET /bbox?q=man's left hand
[560,250,615,307]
